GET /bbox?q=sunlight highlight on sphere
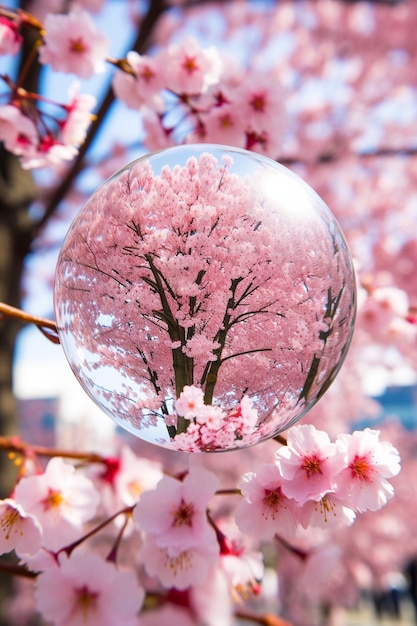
[54,145,356,452]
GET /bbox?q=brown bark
[0,150,37,497]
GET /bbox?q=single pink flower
[113,447,163,506]
[0,499,42,557]
[237,75,286,135]
[190,562,233,625]
[334,428,401,512]
[34,550,144,626]
[297,493,356,529]
[0,17,22,56]
[142,109,175,151]
[189,537,263,623]
[39,11,109,79]
[133,465,219,549]
[358,286,410,341]
[276,424,345,505]
[14,457,99,551]
[175,385,205,420]
[200,103,246,148]
[20,141,78,169]
[112,51,164,111]
[162,36,222,95]
[235,464,300,539]
[220,548,264,601]
[60,83,96,147]
[96,446,163,517]
[0,105,38,155]
[140,533,219,590]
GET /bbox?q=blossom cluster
[172,386,261,451]
[0,424,400,626]
[112,36,286,157]
[236,425,400,541]
[0,10,102,168]
[0,7,285,168]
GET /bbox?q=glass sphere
[54,144,356,452]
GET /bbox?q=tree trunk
[0,150,37,497]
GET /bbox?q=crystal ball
[54,145,356,452]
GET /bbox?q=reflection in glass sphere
[54,145,356,452]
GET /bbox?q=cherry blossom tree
[0,1,416,626]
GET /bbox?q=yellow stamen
[1,507,22,540]
[301,454,322,477]
[76,586,98,621]
[350,455,372,482]
[165,549,192,574]
[172,499,194,527]
[250,94,266,112]
[69,38,86,54]
[127,480,142,500]
[263,488,283,518]
[182,56,198,74]
[43,489,64,511]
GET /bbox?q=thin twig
[273,434,287,446]
[0,436,106,464]
[215,488,242,496]
[0,560,37,579]
[0,301,57,332]
[234,609,293,626]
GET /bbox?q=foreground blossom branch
[0,419,401,626]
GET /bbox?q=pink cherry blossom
[113,448,163,506]
[21,546,57,574]
[97,446,163,513]
[220,547,264,601]
[190,563,234,625]
[20,141,78,170]
[276,424,345,505]
[0,17,22,56]
[112,51,164,111]
[0,105,38,155]
[14,457,100,551]
[34,550,144,626]
[175,385,205,420]
[297,493,356,529]
[161,36,223,95]
[133,465,219,549]
[39,11,109,79]
[236,75,286,137]
[141,109,175,151]
[188,535,263,624]
[235,464,300,539]
[0,499,42,557]
[357,286,410,342]
[171,393,262,452]
[140,533,219,590]
[60,83,97,147]
[335,428,401,512]
[199,103,246,147]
